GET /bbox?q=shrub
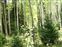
[40,16,59,46]
[11,36,23,47]
[0,33,6,47]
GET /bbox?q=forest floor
[4,28,62,47]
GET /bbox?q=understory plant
[11,36,23,47]
[0,33,6,47]
[40,16,59,46]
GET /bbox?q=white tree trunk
[16,0,19,34]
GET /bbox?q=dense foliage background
[0,0,62,47]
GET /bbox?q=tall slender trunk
[29,0,34,27]
[59,1,61,28]
[22,0,26,26]
[4,0,8,35]
[0,0,2,32]
[16,0,19,34]
[8,9,11,35]
[41,1,45,26]
[36,0,42,28]
[29,0,34,47]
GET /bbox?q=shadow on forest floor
[39,40,62,47]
